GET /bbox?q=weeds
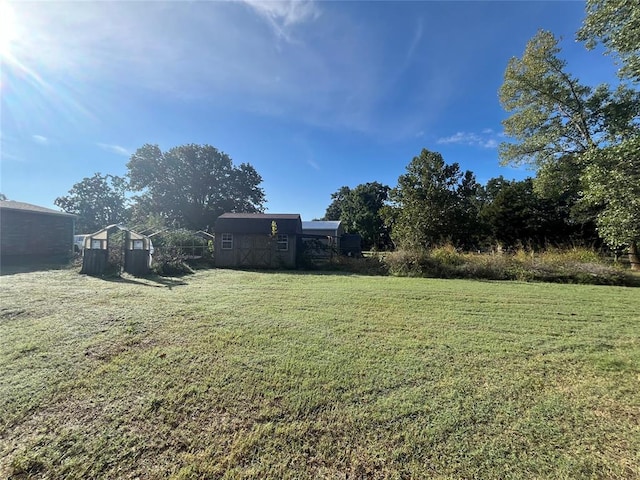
[384,246,636,285]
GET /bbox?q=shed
[0,200,75,266]
[301,221,344,258]
[214,213,302,268]
[81,224,152,276]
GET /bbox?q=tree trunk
[629,242,640,271]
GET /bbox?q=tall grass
[383,245,636,285]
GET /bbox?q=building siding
[215,233,297,268]
[0,208,75,263]
[214,213,302,269]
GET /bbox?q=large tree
[127,144,265,230]
[578,1,640,268]
[580,138,640,268]
[499,30,640,264]
[499,30,639,169]
[324,182,391,250]
[55,173,129,233]
[323,186,351,222]
[577,0,640,82]
[387,149,480,249]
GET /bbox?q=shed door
[238,235,272,267]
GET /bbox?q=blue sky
[0,1,619,222]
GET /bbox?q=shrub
[152,229,213,261]
[149,229,213,276]
[150,250,194,276]
[538,246,602,265]
[320,255,389,276]
[384,249,432,277]
[429,244,465,267]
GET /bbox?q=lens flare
[0,1,18,59]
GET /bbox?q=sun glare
[0,1,18,59]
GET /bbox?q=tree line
[326,0,639,268]
[321,150,598,253]
[54,0,639,267]
[55,144,265,234]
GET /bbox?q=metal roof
[0,200,75,217]
[301,221,341,231]
[215,213,302,235]
[218,213,301,220]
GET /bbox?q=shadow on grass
[0,261,77,276]
[98,274,189,289]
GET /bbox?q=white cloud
[97,143,130,156]
[437,130,499,149]
[438,132,470,144]
[307,159,320,171]
[240,0,320,41]
[32,134,48,145]
[4,2,459,140]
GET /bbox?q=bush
[150,250,194,276]
[151,229,213,261]
[149,229,213,276]
[384,249,433,277]
[319,255,389,276]
[429,244,465,267]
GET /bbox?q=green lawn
[1,269,639,479]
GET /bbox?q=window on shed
[133,240,144,250]
[221,233,233,250]
[276,234,288,251]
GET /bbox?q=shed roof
[0,200,75,217]
[87,224,148,241]
[215,213,302,235]
[302,221,341,231]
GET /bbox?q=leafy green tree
[453,171,485,249]
[388,149,480,249]
[323,183,391,250]
[55,173,129,233]
[499,30,639,170]
[499,30,640,261]
[323,186,351,221]
[127,144,265,230]
[577,2,640,267]
[577,0,640,82]
[480,177,587,249]
[345,182,391,250]
[580,138,640,268]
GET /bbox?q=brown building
[214,213,302,269]
[0,200,75,265]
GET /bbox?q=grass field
[1,268,639,479]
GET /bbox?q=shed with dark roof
[0,200,75,265]
[214,213,302,268]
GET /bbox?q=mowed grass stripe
[1,269,639,479]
